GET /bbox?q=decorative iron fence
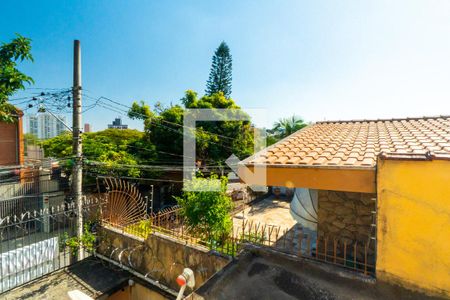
[235,220,375,275]
[118,210,375,276]
[150,206,181,228]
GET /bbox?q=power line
[85,171,185,183]
[8,88,71,102]
[25,87,71,91]
[9,89,73,115]
[13,89,246,169]
[82,92,242,143]
[83,97,238,151]
[84,159,230,171]
[84,98,238,152]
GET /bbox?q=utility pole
[72,40,83,260]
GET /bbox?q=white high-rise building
[26,113,68,139]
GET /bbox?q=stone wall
[317,190,376,244]
[97,226,230,293]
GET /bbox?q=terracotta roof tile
[286,157,302,164]
[276,156,290,164]
[266,156,278,164]
[344,157,358,165]
[327,157,342,165]
[298,157,314,165]
[361,158,374,166]
[312,157,327,165]
[244,116,450,168]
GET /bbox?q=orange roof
[244,116,450,169]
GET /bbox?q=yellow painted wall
[107,283,170,300]
[107,286,130,300]
[130,283,170,300]
[377,159,450,297]
[238,165,376,193]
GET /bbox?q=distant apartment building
[26,113,67,139]
[84,123,92,133]
[107,117,128,129]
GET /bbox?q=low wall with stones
[97,226,230,293]
[317,190,376,260]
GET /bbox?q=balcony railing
[115,208,375,276]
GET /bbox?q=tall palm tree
[272,115,307,139]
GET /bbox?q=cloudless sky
[2,1,450,131]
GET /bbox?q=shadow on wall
[97,226,231,293]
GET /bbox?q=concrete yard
[2,256,174,300]
[233,195,297,229]
[2,257,131,300]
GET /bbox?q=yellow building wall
[238,165,376,193]
[377,159,450,297]
[107,283,170,300]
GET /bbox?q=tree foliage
[128,100,153,120]
[42,129,156,177]
[0,34,34,122]
[270,115,307,140]
[128,90,254,165]
[143,104,185,158]
[184,91,254,163]
[205,42,232,98]
[24,132,39,144]
[41,132,73,158]
[23,132,39,155]
[175,175,233,239]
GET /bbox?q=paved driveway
[233,195,297,229]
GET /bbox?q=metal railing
[0,200,102,294]
[236,220,375,275]
[117,210,375,276]
[0,175,70,219]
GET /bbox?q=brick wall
[0,113,24,166]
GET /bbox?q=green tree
[41,132,73,158]
[42,129,156,177]
[0,34,34,122]
[128,100,153,120]
[144,104,185,158]
[272,115,307,139]
[23,132,39,155]
[128,91,254,165]
[185,91,254,163]
[175,175,233,240]
[205,42,232,98]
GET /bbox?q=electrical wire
[7,88,246,173]
[82,92,244,143]
[83,100,238,152]
[9,89,73,115]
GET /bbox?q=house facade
[239,116,450,297]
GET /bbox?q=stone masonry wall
[317,190,376,255]
[98,226,230,293]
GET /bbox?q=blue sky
[2,1,450,131]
